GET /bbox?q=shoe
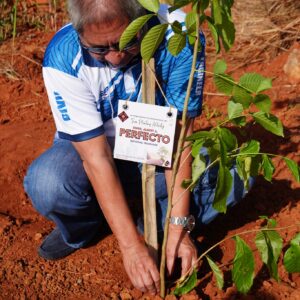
[38,228,77,260]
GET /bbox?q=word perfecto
[119,128,171,144]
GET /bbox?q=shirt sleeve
[43,67,105,142]
[155,33,206,119]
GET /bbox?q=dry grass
[229,0,300,63]
[0,0,67,41]
[1,0,299,69]
[162,0,300,65]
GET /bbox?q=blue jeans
[24,138,253,248]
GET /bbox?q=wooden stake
[142,59,158,264]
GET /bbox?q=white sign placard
[114,100,177,167]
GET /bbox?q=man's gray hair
[68,0,147,33]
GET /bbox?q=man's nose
[104,51,125,64]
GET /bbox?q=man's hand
[166,225,198,277]
[120,240,160,295]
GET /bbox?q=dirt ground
[0,7,299,300]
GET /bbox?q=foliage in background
[0,0,66,41]
[174,218,300,296]
[121,0,300,297]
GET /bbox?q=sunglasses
[79,36,140,55]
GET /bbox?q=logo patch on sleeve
[54,91,71,121]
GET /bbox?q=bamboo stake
[142,58,158,264]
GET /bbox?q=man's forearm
[73,137,140,250]
[83,156,141,249]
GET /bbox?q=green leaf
[200,0,209,12]
[239,73,272,94]
[207,18,220,53]
[206,256,224,289]
[232,236,255,294]
[250,155,262,177]
[119,14,154,50]
[207,142,220,163]
[213,163,233,213]
[255,230,283,281]
[192,154,206,186]
[173,268,197,296]
[214,59,227,74]
[261,154,274,182]
[181,178,193,189]
[240,140,260,156]
[169,0,192,13]
[267,218,277,228]
[171,21,182,34]
[141,24,168,63]
[253,94,271,113]
[217,24,235,52]
[168,33,186,56]
[284,158,300,182]
[212,0,222,25]
[257,77,273,93]
[218,134,227,165]
[186,130,213,141]
[253,112,284,137]
[232,85,252,109]
[224,0,234,9]
[236,156,252,189]
[214,73,234,95]
[219,127,237,152]
[137,0,159,13]
[216,7,235,51]
[284,233,300,273]
[187,33,197,45]
[185,11,197,33]
[259,216,277,228]
[228,101,243,120]
[191,139,204,158]
[231,116,247,127]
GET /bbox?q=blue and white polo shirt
[43,4,205,142]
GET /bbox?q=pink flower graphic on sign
[118,111,129,122]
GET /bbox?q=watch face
[186,215,195,232]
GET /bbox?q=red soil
[0,21,299,300]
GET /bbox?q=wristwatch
[169,215,195,233]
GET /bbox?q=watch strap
[169,215,195,232]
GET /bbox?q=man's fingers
[130,264,147,292]
[141,270,158,295]
[191,256,198,271]
[167,254,175,276]
[181,254,192,276]
[149,265,160,292]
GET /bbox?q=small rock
[283,48,300,84]
[165,295,177,300]
[262,280,272,289]
[181,294,199,300]
[120,289,132,300]
[34,233,43,241]
[110,292,120,300]
[290,290,300,299]
[0,215,11,234]
[130,289,143,299]
[15,219,22,226]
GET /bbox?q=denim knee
[24,157,63,216]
